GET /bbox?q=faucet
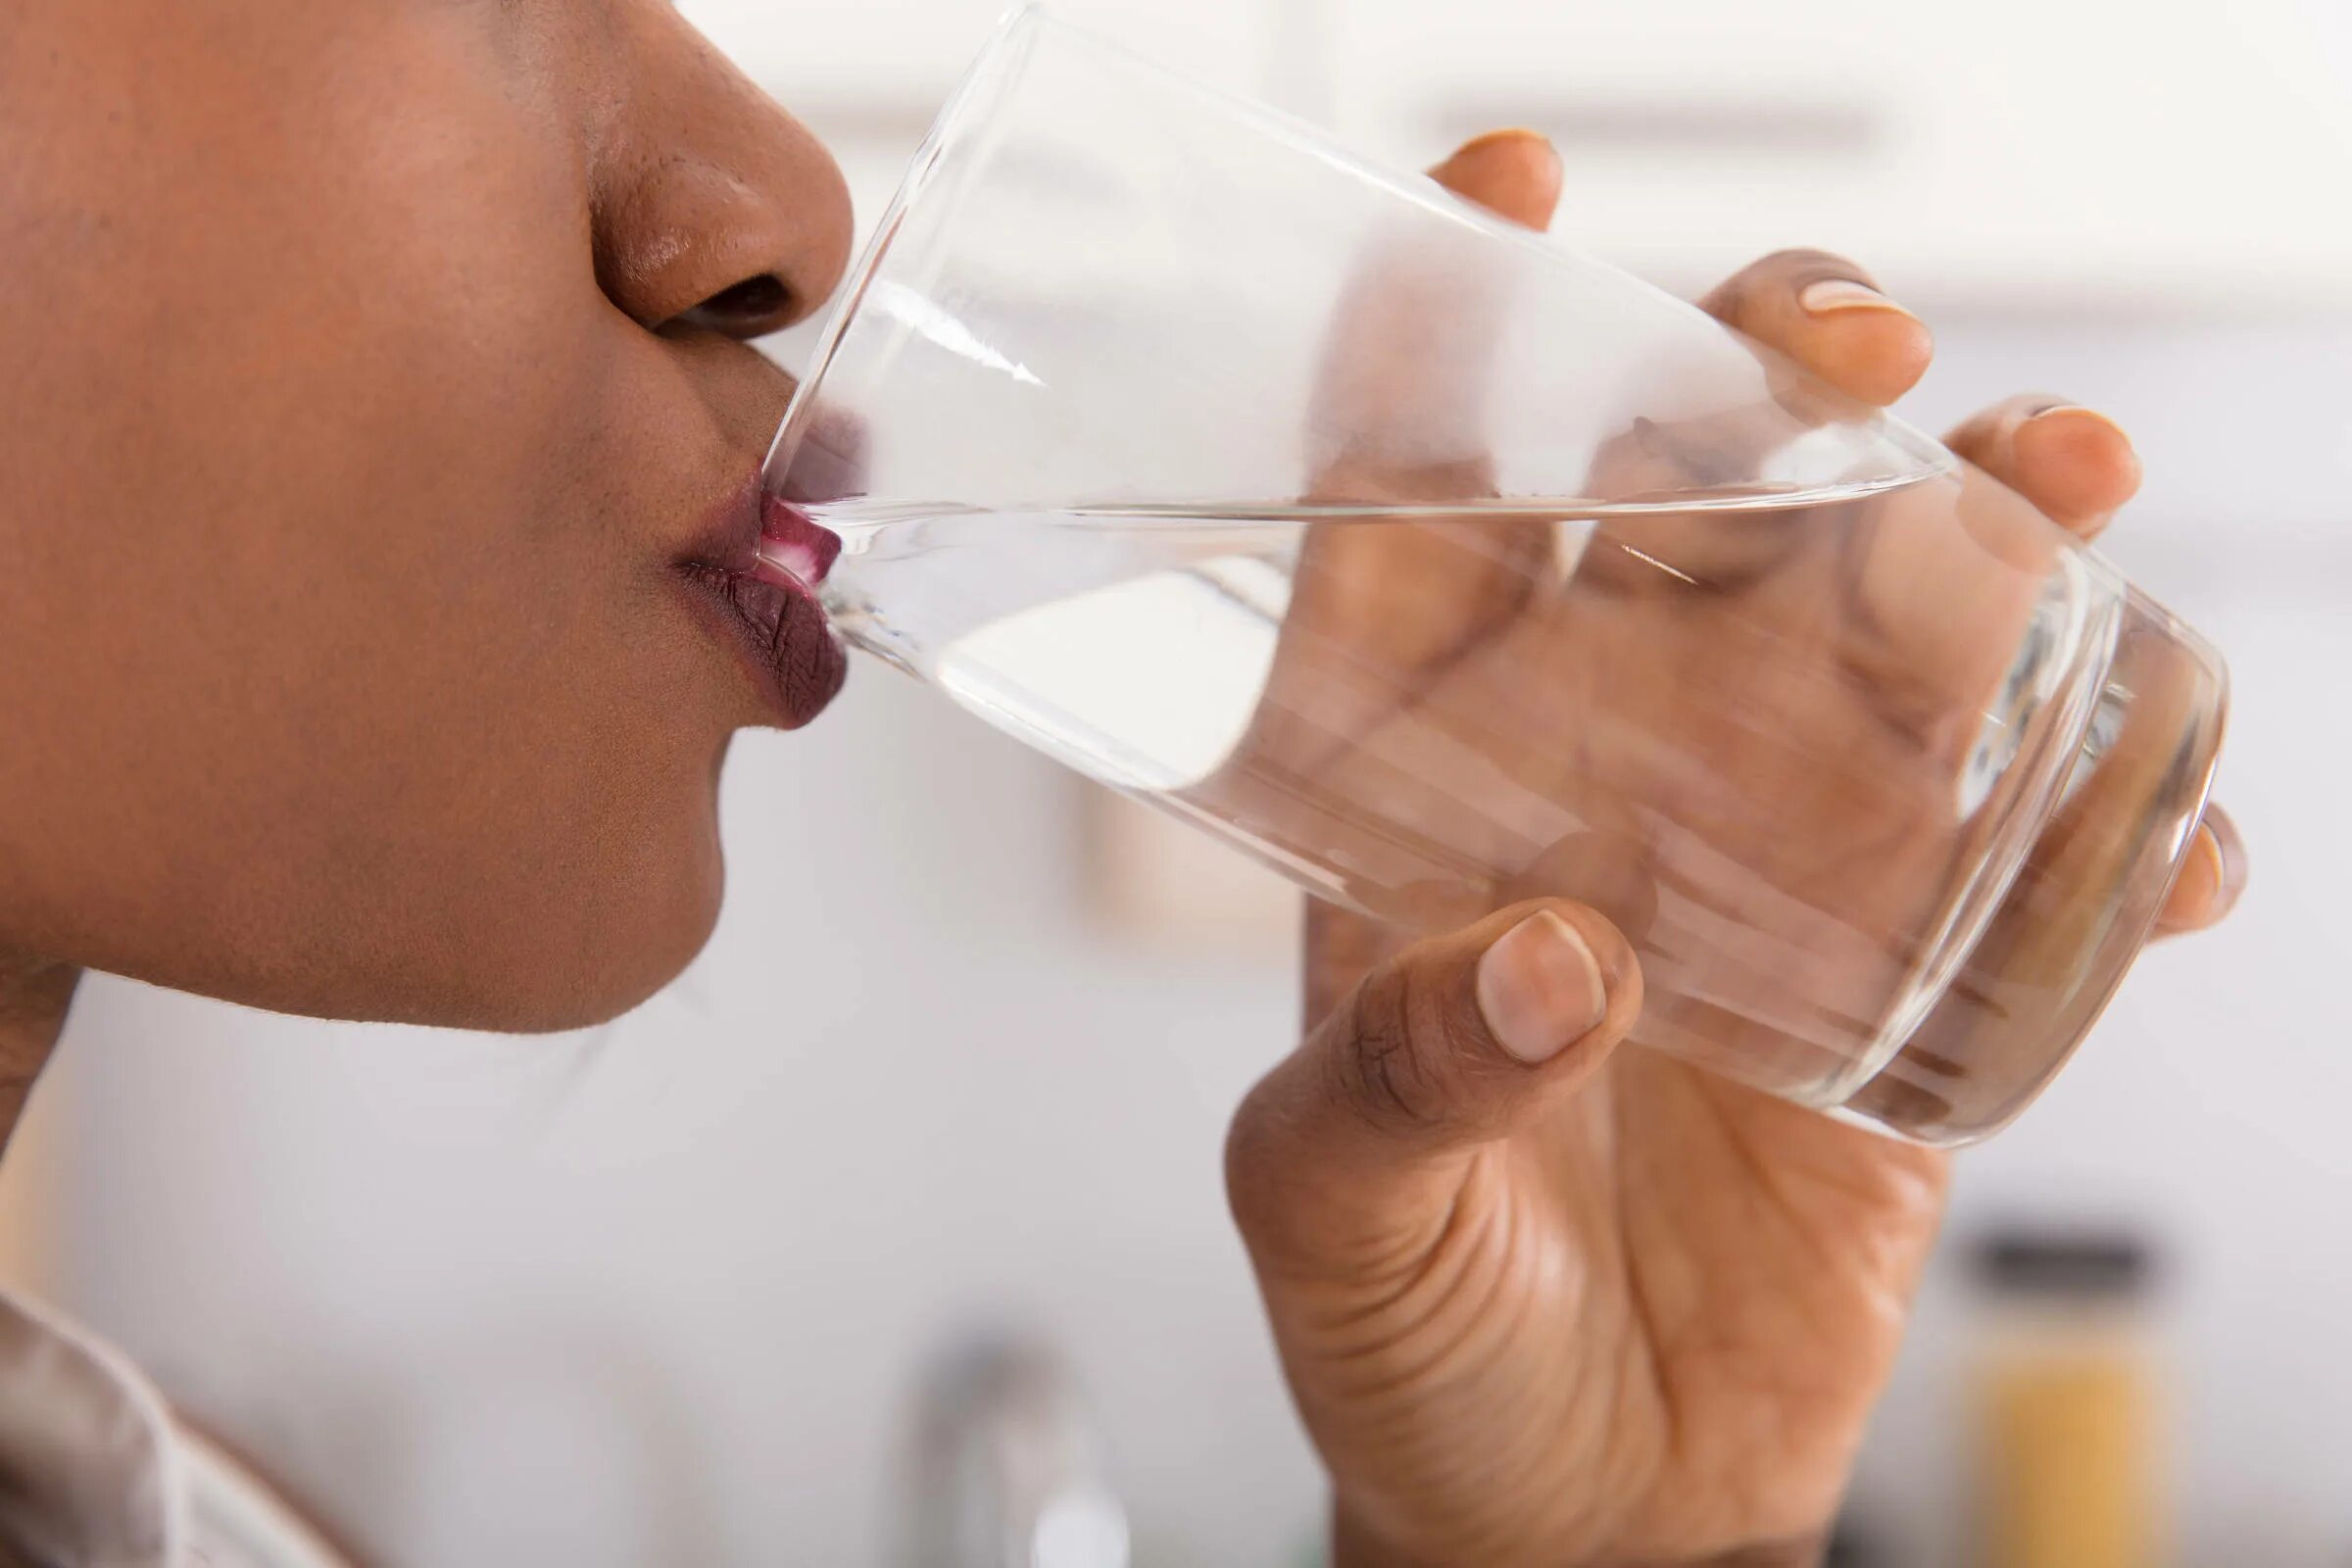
[896,1330,1131,1568]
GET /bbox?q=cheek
[0,7,736,1024]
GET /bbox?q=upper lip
[675,402,866,576]
[678,473,768,580]
[675,473,847,729]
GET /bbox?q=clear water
[800,477,2127,1124]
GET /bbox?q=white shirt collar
[0,1284,183,1568]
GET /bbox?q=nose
[592,13,855,339]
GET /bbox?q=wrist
[1331,1502,1825,1568]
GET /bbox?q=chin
[74,789,733,1036]
[330,812,731,1035]
[448,856,725,1035]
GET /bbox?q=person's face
[0,0,854,1028]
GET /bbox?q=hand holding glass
[760,9,2227,1144]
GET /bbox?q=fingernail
[2203,806,2248,908]
[2023,403,2130,440]
[1435,126,1561,186]
[1476,911,1607,1064]
[1797,277,1920,321]
[2160,810,2248,932]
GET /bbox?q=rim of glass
[762,1,1692,478]
[764,2,1958,498]
[764,5,1050,477]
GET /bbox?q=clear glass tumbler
[759,6,2228,1144]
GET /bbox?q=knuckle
[1327,968,1445,1134]
[1324,961,1488,1137]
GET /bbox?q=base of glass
[1828,585,2228,1145]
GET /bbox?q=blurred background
[4,0,2351,1563]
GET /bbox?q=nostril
[678,273,793,335]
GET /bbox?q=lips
[758,492,843,588]
[676,478,847,729]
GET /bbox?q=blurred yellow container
[1969,1231,2161,1568]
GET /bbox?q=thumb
[1227,901,1641,1263]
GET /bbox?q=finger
[1297,127,1563,627]
[1308,129,1563,493]
[1946,395,2143,540]
[2154,804,2247,936]
[1239,134,1566,803]
[1228,901,1641,1262]
[1429,126,1562,231]
[1697,249,1934,407]
[1837,397,2142,724]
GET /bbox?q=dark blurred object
[1823,1516,1884,1567]
[1972,1232,2153,1298]
[1968,1225,2163,1568]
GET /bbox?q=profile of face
[0,0,855,1029]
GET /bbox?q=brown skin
[1228,135,2243,1568]
[0,12,2239,1565]
[0,0,849,1038]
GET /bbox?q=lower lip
[680,558,847,729]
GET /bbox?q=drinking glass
[758,6,2228,1144]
